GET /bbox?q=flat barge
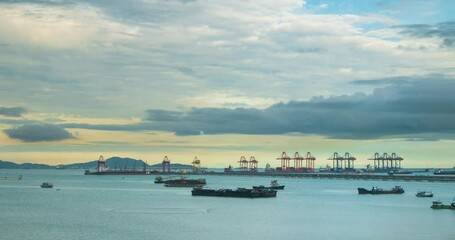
[192,187,277,198]
[164,178,206,187]
[358,186,404,194]
[85,170,156,175]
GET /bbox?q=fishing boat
[40,182,53,188]
[416,191,433,197]
[431,196,455,210]
[191,187,277,198]
[253,180,285,190]
[358,186,404,194]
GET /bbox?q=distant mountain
[65,157,148,170]
[0,157,193,169]
[0,160,54,169]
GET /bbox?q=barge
[358,186,404,194]
[253,180,285,190]
[163,177,206,187]
[416,191,433,197]
[192,187,277,198]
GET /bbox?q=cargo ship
[192,187,277,198]
[358,186,404,194]
[253,180,285,190]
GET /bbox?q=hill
[0,160,54,169]
[0,157,193,169]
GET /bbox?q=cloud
[58,76,455,140]
[4,124,75,142]
[0,2,137,49]
[395,21,455,48]
[0,106,26,117]
[0,0,454,121]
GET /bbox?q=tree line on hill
[0,157,192,169]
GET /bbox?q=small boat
[40,182,53,188]
[358,186,404,195]
[253,180,285,190]
[431,200,455,210]
[431,195,455,209]
[192,187,277,198]
[416,191,433,197]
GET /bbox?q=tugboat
[358,186,404,195]
[416,191,433,197]
[431,196,455,210]
[191,187,277,198]
[40,182,53,188]
[253,180,285,190]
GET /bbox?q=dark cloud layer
[395,21,455,48]
[140,77,455,138]
[59,76,455,140]
[0,106,26,117]
[4,124,74,142]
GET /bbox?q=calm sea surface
[1,169,454,240]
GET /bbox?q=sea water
[0,169,454,240]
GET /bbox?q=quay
[197,172,455,183]
[84,169,455,182]
[86,155,455,182]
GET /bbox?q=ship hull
[192,188,277,198]
[358,187,404,194]
[163,178,206,187]
[85,170,154,175]
[252,185,285,190]
[165,183,205,187]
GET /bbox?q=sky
[0,0,455,168]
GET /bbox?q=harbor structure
[192,156,201,173]
[238,156,249,171]
[368,153,404,172]
[97,155,107,173]
[277,151,316,172]
[303,152,316,172]
[293,152,316,172]
[162,156,171,173]
[327,152,356,172]
[276,152,292,172]
[293,152,304,171]
[249,156,258,172]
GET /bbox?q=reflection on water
[0,169,454,240]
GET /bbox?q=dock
[197,172,455,182]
